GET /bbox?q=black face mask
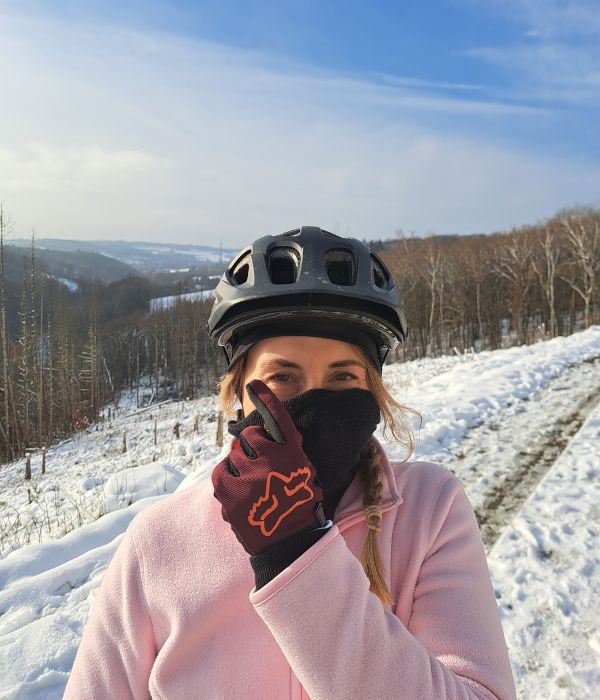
[228,388,381,520]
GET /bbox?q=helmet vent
[230,253,250,286]
[371,254,390,289]
[325,249,356,286]
[268,247,300,284]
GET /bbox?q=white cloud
[498,0,600,38]
[467,43,600,101]
[470,0,600,39]
[464,1,600,103]
[378,75,485,92]
[0,10,598,247]
[0,143,164,186]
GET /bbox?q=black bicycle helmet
[207,226,407,368]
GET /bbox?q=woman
[64,227,516,699]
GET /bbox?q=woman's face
[241,335,369,415]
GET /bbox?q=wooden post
[42,447,46,475]
[122,431,127,453]
[173,422,180,439]
[216,411,224,447]
[194,415,200,433]
[25,454,31,480]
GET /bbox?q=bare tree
[421,238,443,355]
[489,230,535,344]
[80,311,100,422]
[0,204,14,460]
[531,223,562,337]
[458,236,494,349]
[560,209,600,328]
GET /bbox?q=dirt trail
[474,357,600,550]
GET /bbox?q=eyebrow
[261,358,365,370]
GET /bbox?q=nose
[294,371,329,395]
[298,380,325,393]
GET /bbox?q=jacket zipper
[290,666,301,699]
[335,495,400,533]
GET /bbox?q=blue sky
[0,0,599,245]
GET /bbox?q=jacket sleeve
[249,477,516,700]
[63,522,156,699]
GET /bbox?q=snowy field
[0,327,599,698]
[148,288,216,311]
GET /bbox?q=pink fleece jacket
[64,448,516,699]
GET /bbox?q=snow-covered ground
[489,402,600,699]
[136,243,235,264]
[148,288,216,311]
[42,274,79,293]
[0,396,221,557]
[0,326,599,699]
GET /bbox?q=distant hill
[5,245,137,284]
[6,238,239,274]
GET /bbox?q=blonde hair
[217,345,418,608]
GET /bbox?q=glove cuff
[250,522,332,589]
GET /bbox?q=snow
[149,289,216,311]
[0,499,160,698]
[103,460,186,512]
[97,243,237,271]
[0,392,223,556]
[489,404,600,699]
[136,244,235,265]
[0,326,599,698]
[43,274,79,292]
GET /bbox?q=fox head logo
[248,467,315,537]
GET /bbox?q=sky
[0,0,599,247]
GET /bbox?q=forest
[1,204,598,465]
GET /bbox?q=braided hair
[357,438,394,607]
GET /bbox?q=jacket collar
[333,438,402,523]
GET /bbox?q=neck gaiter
[228,388,381,520]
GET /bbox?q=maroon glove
[212,379,326,556]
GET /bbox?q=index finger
[245,379,299,445]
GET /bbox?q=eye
[333,372,358,382]
[267,373,295,384]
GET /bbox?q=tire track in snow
[472,357,600,550]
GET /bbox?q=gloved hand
[212,379,327,556]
